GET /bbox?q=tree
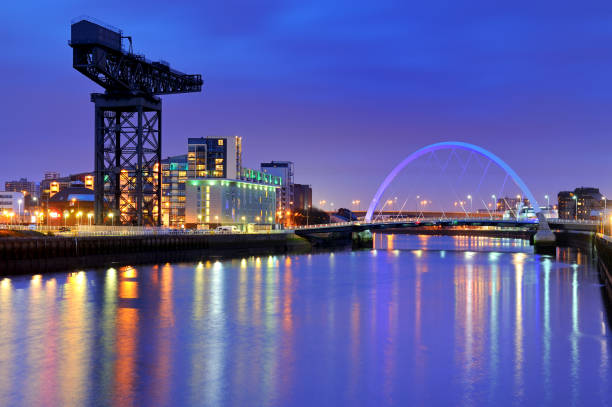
[292,207,330,226]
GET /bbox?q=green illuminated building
[185,174,280,227]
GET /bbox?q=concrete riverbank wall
[0,233,312,275]
[596,235,612,287]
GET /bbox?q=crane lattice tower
[69,18,203,226]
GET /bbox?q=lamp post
[491,195,497,215]
[601,196,607,233]
[87,212,93,226]
[572,195,578,220]
[63,211,69,227]
[108,212,114,227]
[17,199,22,223]
[467,195,472,214]
[544,195,550,210]
[76,211,83,226]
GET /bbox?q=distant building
[40,172,93,202]
[496,197,529,212]
[558,187,607,220]
[188,136,242,179]
[47,186,94,226]
[44,171,60,180]
[260,161,294,215]
[185,175,279,228]
[5,178,37,196]
[292,184,312,211]
[161,154,189,227]
[0,191,25,219]
[5,178,38,208]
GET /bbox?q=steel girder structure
[70,18,202,226]
[71,44,203,95]
[93,94,161,226]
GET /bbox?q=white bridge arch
[365,141,541,222]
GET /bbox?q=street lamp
[467,195,472,214]
[544,195,550,210]
[17,199,22,222]
[491,195,497,214]
[87,212,93,226]
[108,212,114,227]
[63,211,70,227]
[572,195,578,220]
[76,211,83,226]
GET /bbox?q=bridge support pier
[533,213,556,255]
[352,230,373,249]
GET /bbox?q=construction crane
[69,17,203,226]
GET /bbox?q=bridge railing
[291,217,601,231]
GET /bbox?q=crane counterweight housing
[69,17,203,226]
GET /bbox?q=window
[218,139,224,146]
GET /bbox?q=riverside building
[558,187,608,220]
[188,136,242,179]
[162,136,281,228]
[260,161,294,216]
[161,154,188,227]
[0,191,25,221]
[184,170,280,229]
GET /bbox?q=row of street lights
[63,211,95,226]
[322,192,559,217]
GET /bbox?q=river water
[0,234,611,406]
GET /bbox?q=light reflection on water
[0,235,611,406]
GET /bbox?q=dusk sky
[2,1,611,210]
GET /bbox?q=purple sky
[1,1,611,210]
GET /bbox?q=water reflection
[0,235,610,406]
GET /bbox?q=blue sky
[1,1,611,210]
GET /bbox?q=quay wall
[0,233,311,275]
[596,235,612,287]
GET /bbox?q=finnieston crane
[69,17,203,226]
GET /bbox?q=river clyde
[0,234,610,406]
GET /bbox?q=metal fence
[0,224,290,237]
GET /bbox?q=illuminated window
[218,139,224,146]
